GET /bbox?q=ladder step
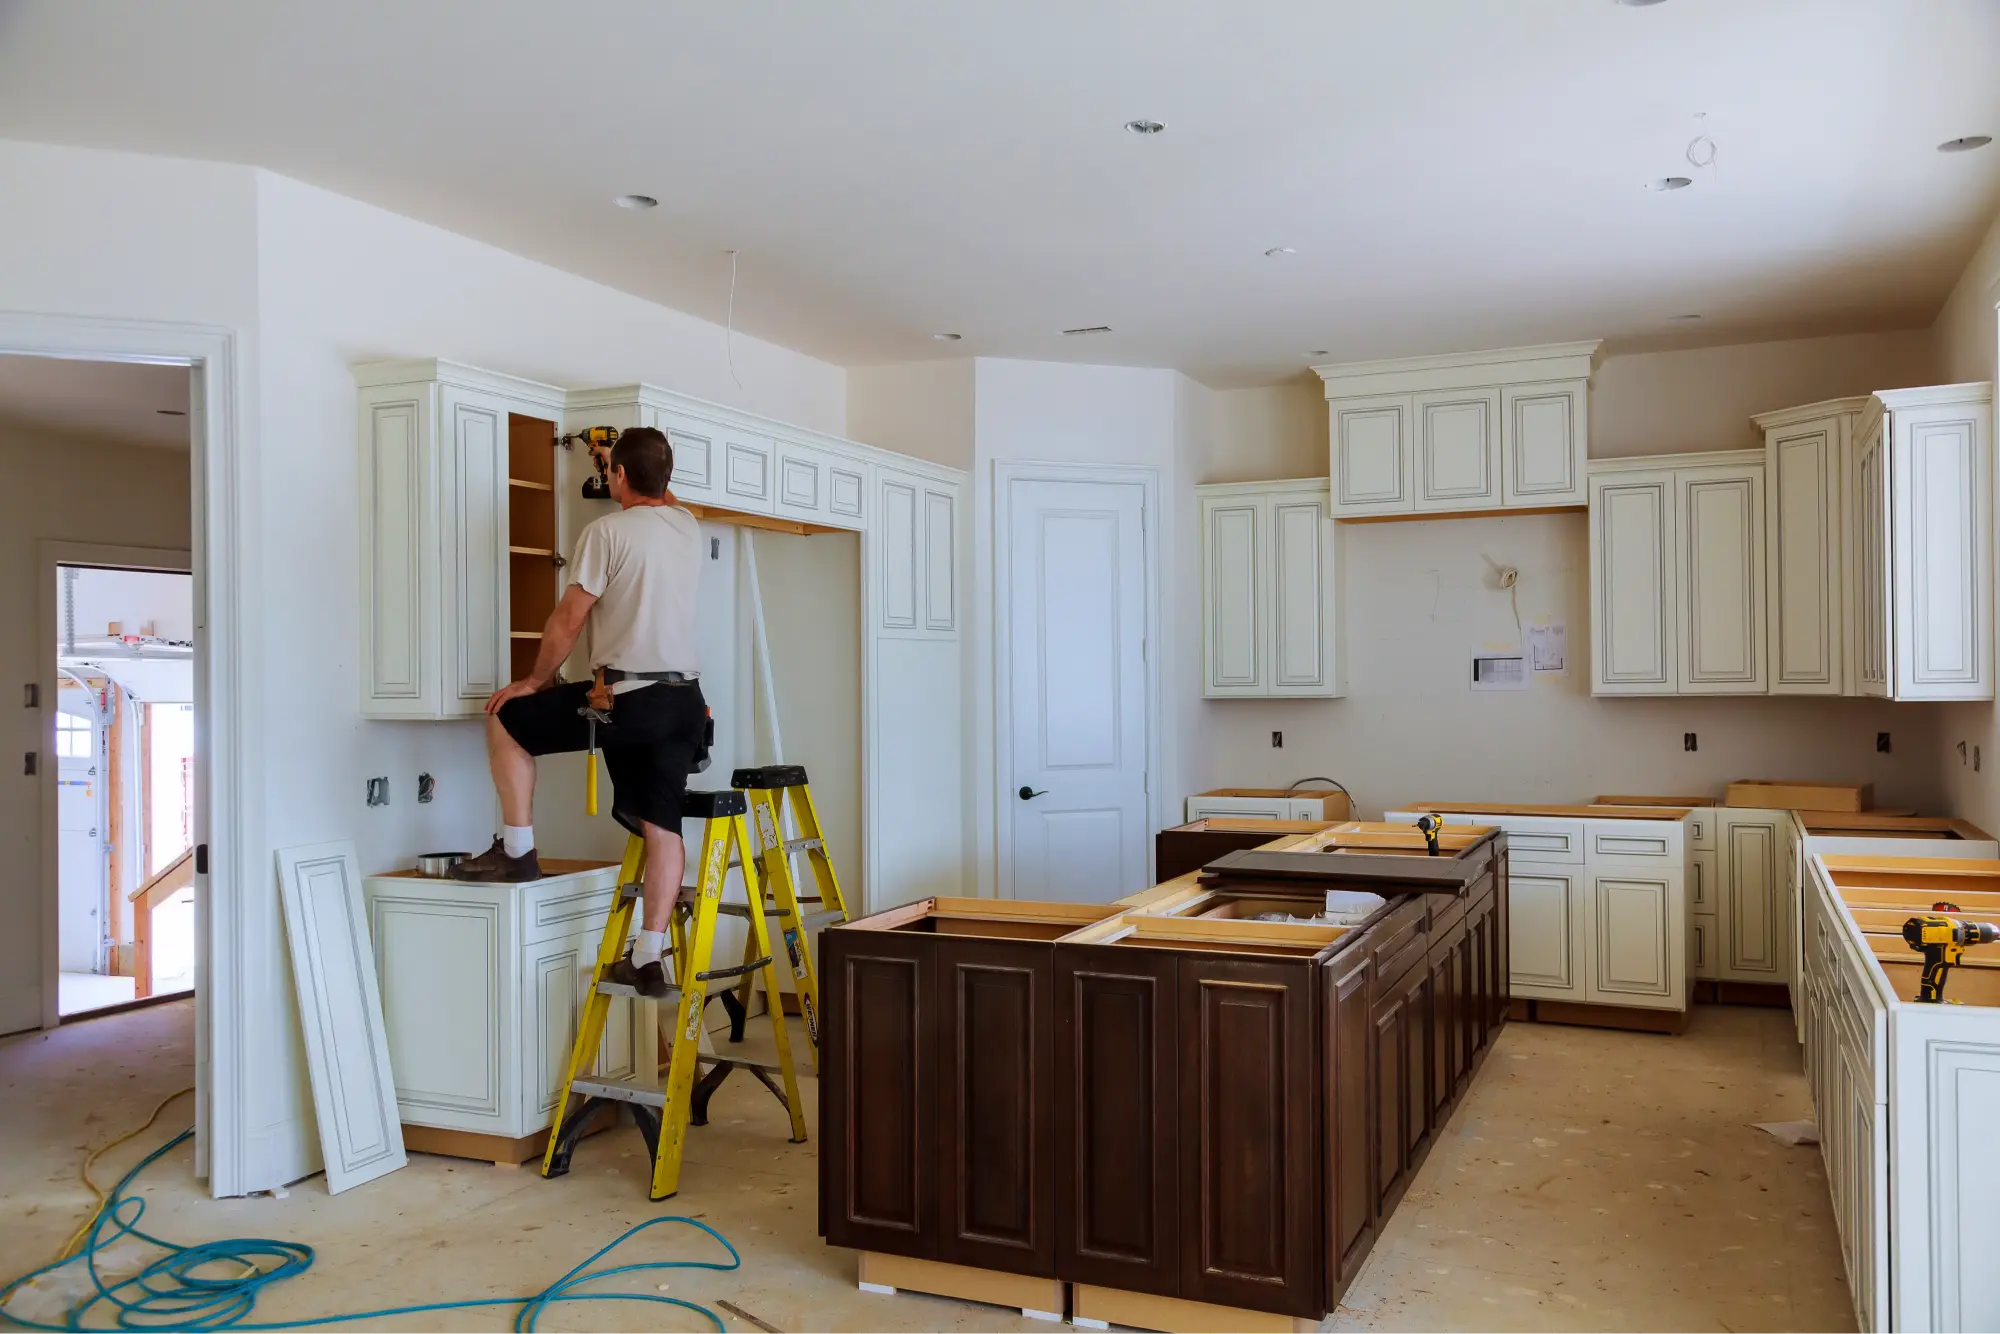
[717,904,845,930]
[595,979,685,1003]
[570,1075,666,1109]
[726,836,823,868]
[701,1053,790,1076]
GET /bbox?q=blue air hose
[0,1127,741,1332]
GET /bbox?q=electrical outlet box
[1683,732,1697,752]
[1877,732,1892,753]
[366,777,390,807]
[1271,731,1283,748]
[417,772,435,804]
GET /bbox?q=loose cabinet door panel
[1331,394,1414,515]
[1501,382,1585,506]
[1587,873,1676,1006]
[1591,472,1678,693]
[1892,405,1992,699]
[1324,951,1375,1285]
[820,931,934,1257]
[441,388,508,714]
[935,939,1054,1276]
[1506,867,1584,1000]
[1767,419,1843,693]
[1413,388,1500,512]
[1056,948,1179,1296]
[1718,813,1784,981]
[1854,416,1891,696]
[1202,498,1262,693]
[1269,497,1332,691]
[1678,468,1766,693]
[1176,958,1321,1317]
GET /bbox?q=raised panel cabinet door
[1324,950,1375,1285]
[369,892,505,1127]
[1201,497,1262,694]
[1678,468,1766,693]
[1892,405,1993,699]
[525,936,584,1124]
[1371,982,1408,1219]
[1590,471,1678,693]
[655,408,716,501]
[721,431,776,513]
[1586,872,1677,1006]
[441,389,510,714]
[1501,382,1586,507]
[935,938,1055,1277]
[1717,813,1783,981]
[818,929,935,1257]
[878,476,920,630]
[1506,868,1584,1001]
[775,443,828,522]
[1854,415,1891,696]
[1413,388,1501,512]
[1427,923,1463,1118]
[1767,419,1843,693]
[1269,495,1334,693]
[923,486,958,632]
[1055,947,1179,1296]
[360,388,437,716]
[1330,394,1414,516]
[1176,957,1322,1318]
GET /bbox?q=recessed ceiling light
[1124,119,1166,136]
[1938,135,1993,153]
[155,408,187,416]
[1062,325,1114,336]
[1264,247,1296,258]
[1669,314,1702,321]
[1615,0,1668,6]
[933,333,962,341]
[1647,176,1693,191]
[614,194,658,210]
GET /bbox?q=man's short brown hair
[610,426,674,497]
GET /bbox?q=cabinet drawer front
[1689,850,1716,911]
[1692,913,1718,979]
[1589,820,1682,864]
[1467,816,1585,863]
[1186,795,1290,821]
[1686,813,1713,849]
[523,871,622,945]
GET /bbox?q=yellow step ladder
[539,789,806,1200]
[716,765,852,1065]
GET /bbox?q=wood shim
[275,840,407,1193]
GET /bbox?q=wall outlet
[1683,732,1697,752]
[366,777,390,807]
[417,772,435,804]
[23,683,37,708]
[1978,746,1984,773]
[23,752,36,775]
[1271,731,1283,748]
[1877,732,1892,753]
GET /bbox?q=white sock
[633,929,666,967]
[503,824,534,858]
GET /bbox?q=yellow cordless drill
[1902,913,2000,1003]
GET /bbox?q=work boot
[602,951,671,998]
[453,837,543,883]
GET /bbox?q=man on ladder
[462,425,700,1001]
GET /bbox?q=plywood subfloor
[0,1002,1849,1332]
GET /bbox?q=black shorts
[498,680,708,836]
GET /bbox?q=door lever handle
[1018,786,1047,801]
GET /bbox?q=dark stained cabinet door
[1177,957,1322,1318]
[1428,919,1464,1122]
[1453,914,1479,1090]
[819,929,935,1257]
[1467,892,1492,1062]
[1055,946,1180,1296]
[1399,959,1432,1182]
[1324,949,1375,1286]
[935,938,1056,1276]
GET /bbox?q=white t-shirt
[569,504,702,679]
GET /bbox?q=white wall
[847,360,975,470]
[0,426,190,1027]
[1191,330,1953,816]
[1932,204,2000,832]
[64,566,195,642]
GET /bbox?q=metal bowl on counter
[415,851,471,878]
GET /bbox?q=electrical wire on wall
[723,249,745,390]
[1484,556,1522,643]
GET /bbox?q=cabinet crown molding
[351,358,565,407]
[1314,340,1603,399]
[1858,380,1993,436]
[1194,476,1331,497]
[1749,396,1872,431]
[1588,448,1763,476]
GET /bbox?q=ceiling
[0,1,1995,387]
[0,355,190,449]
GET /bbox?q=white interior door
[1005,475,1149,902]
[55,698,104,974]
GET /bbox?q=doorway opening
[55,564,198,1017]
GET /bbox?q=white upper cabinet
[1316,341,1600,520]
[1877,385,1993,700]
[875,466,959,638]
[356,360,565,720]
[1589,452,1765,696]
[1755,400,1862,695]
[1198,479,1341,698]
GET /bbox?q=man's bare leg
[640,819,687,934]
[485,711,537,827]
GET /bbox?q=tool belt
[599,668,700,684]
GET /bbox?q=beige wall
[1187,330,1953,817]
[847,360,975,470]
[1932,205,2000,832]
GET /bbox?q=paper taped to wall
[1471,654,1529,691]
[1528,621,1567,673]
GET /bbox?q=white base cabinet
[1197,479,1341,697]
[362,862,652,1142]
[1388,810,1686,1012]
[1713,808,1790,986]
